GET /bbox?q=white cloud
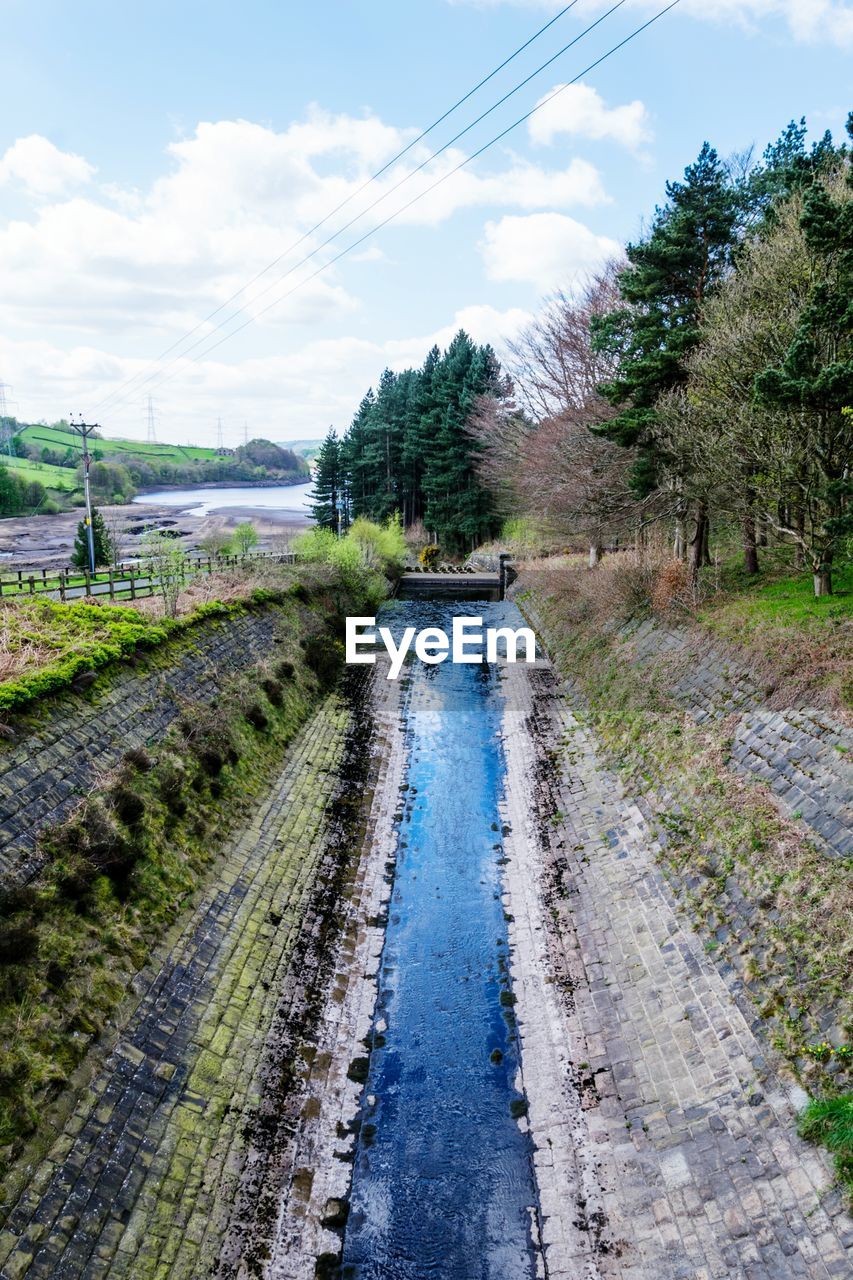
[0,304,533,445]
[446,0,853,46]
[529,83,652,151]
[0,135,95,197]
[480,211,620,291]
[0,116,608,337]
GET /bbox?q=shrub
[349,514,406,575]
[123,746,153,772]
[275,660,295,681]
[651,559,694,615]
[303,633,344,690]
[419,543,440,570]
[112,786,146,826]
[245,703,269,731]
[197,746,225,776]
[261,677,284,706]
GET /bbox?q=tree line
[472,114,852,597]
[310,332,507,553]
[314,113,850,595]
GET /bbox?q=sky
[0,0,850,449]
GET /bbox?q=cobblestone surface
[620,619,853,859]
[0,679,363,1280]
[501,659,851,1279]
[0,608,287,884]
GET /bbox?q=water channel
[341,599,541,1280]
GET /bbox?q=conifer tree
[754,113,853,594]
[592,142,740,577]
[310,428,343,531]
[71,508,113,569]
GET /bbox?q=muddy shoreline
[0,500,311,570]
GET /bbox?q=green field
[16,423,219,465]
[1,453,79,491]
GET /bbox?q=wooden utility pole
[70,416,100,575]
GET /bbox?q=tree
[508,263,623,421]
[71,508,113,569]
[232,522,259,556]
[338,332,504,551]
[519,412,636,564]
[142,532,189,618]
[754,128,853,594]
[0,467,22,517]
[593,143,740,578]
[653,165,852,596]
[199,530,233,557]
[310,428,343,531]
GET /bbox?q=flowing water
[341,600,541,1280]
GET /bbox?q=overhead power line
[91,1,583,415]
[98,0,681,417]
[96,0,632,418]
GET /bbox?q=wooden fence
[0,551,297,603]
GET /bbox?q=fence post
[108,569,114,600]
[84,569,91,597]
[28,575,35,595]
[59,570,66,602]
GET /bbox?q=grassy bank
[0,562,383,1171]
[516,553,852,1200]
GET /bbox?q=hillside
[16,423,218,465]
[1,422,310,516]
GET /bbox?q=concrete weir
[0,602,849,1278]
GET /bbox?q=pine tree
[754,112,853,595]
[310,428,343,531]
[71,508,113,569]
[593,142,740,495]
[337,332,505,551]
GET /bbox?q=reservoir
[132,480,313,518]
[341,599,541,1280]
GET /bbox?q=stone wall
[621,618,853,859]
[0,607,290,884]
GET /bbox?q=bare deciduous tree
[506,262,624,421]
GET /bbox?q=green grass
[0,455,79,492]
[702,560,853,636]
[798,1094,853,1200]
[0,569,139,597]
[16,424,219,465]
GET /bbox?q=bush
[123,746,153,772]
[303,633,344,690]
[294,517,403,589]
[349,514,406,574]
[261,676,284,706]
[651,559,694,615]
[112,786,146,826]
[245,703,269,731]
[419,543,440,569]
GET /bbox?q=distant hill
[1,421,309,517]
[277,438,323,462]
[17,423,219,465]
